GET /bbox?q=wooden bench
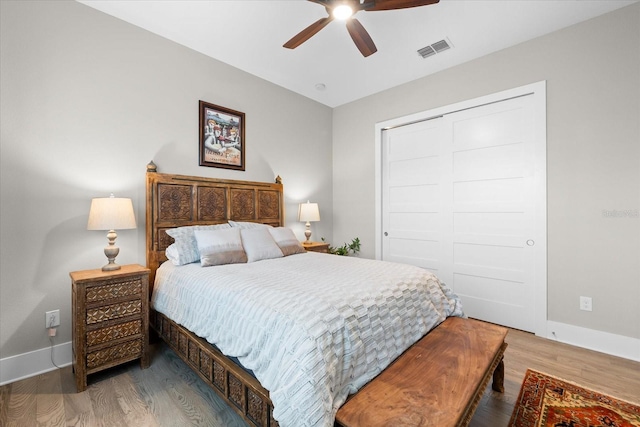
[335,317,508,427]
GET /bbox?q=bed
[145,162,464,427]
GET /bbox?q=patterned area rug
[509,369,640,427]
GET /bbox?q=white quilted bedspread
[151,252,463,427]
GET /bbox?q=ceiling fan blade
[308,0,331,6]
[365,0,439,12]
[284,16,333,49]
[346,18,377,57]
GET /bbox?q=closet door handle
[384,232,388,236]
[526,239,535,246]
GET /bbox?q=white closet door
[382,94,541,332]
[446,95,536,331]
[382,117,447,274]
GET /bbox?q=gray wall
[0,0,333,359]
[332,3,640,339]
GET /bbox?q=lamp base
[101,262,122,272]
[304,222,312,244]
[102,232,121,271]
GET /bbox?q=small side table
[303,241,330,253]
[70,264,150,392]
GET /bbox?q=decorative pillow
[165,223,231,265]
[194,228,247,267]
[268,227,306,256]
[240,228,284,262]
[228,220,273,230]
[165,243,181,265]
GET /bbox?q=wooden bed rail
[150,310,279,427]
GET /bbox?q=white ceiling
[79,0,636,107]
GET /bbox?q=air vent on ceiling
[418,38,452,59]
[417,45,436,58]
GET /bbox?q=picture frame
[199,100,245,170]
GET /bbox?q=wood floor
[1,327,639,426]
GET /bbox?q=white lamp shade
[298,202,320,222]
[87,196,137,231]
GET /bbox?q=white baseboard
[545,320,640,362]
[0,341,72,386]
[1,322,638,386]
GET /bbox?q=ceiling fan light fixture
[285,0,440,57]
[333,4,354,20]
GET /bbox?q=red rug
[509,369,640,427]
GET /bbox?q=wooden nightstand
[303,241,330,253]
[70,264,150,392]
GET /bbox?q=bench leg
[492,358,505,392]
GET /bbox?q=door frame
[374,81,547,337]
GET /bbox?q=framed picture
[199,100,245,170]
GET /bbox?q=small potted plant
[322,237,361,256]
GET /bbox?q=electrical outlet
[45,310,60,328]
[579,296,592,312]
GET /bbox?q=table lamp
[298,201,320,245]
[87,194,137,271]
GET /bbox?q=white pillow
[228,220,273,230]
[268,227,306,256]
[165,224,231,265]
[165,243,181,265]
[194,228,247,267]
[240,228,284,262]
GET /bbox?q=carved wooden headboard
[145,162,284,293]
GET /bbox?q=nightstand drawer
[86,278,142,303]
[86,319,142,347]
[86,338,142,370]
[86,299,142,324]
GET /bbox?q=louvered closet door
[382,94,540,332]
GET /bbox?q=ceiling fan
[283,0,440,57]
